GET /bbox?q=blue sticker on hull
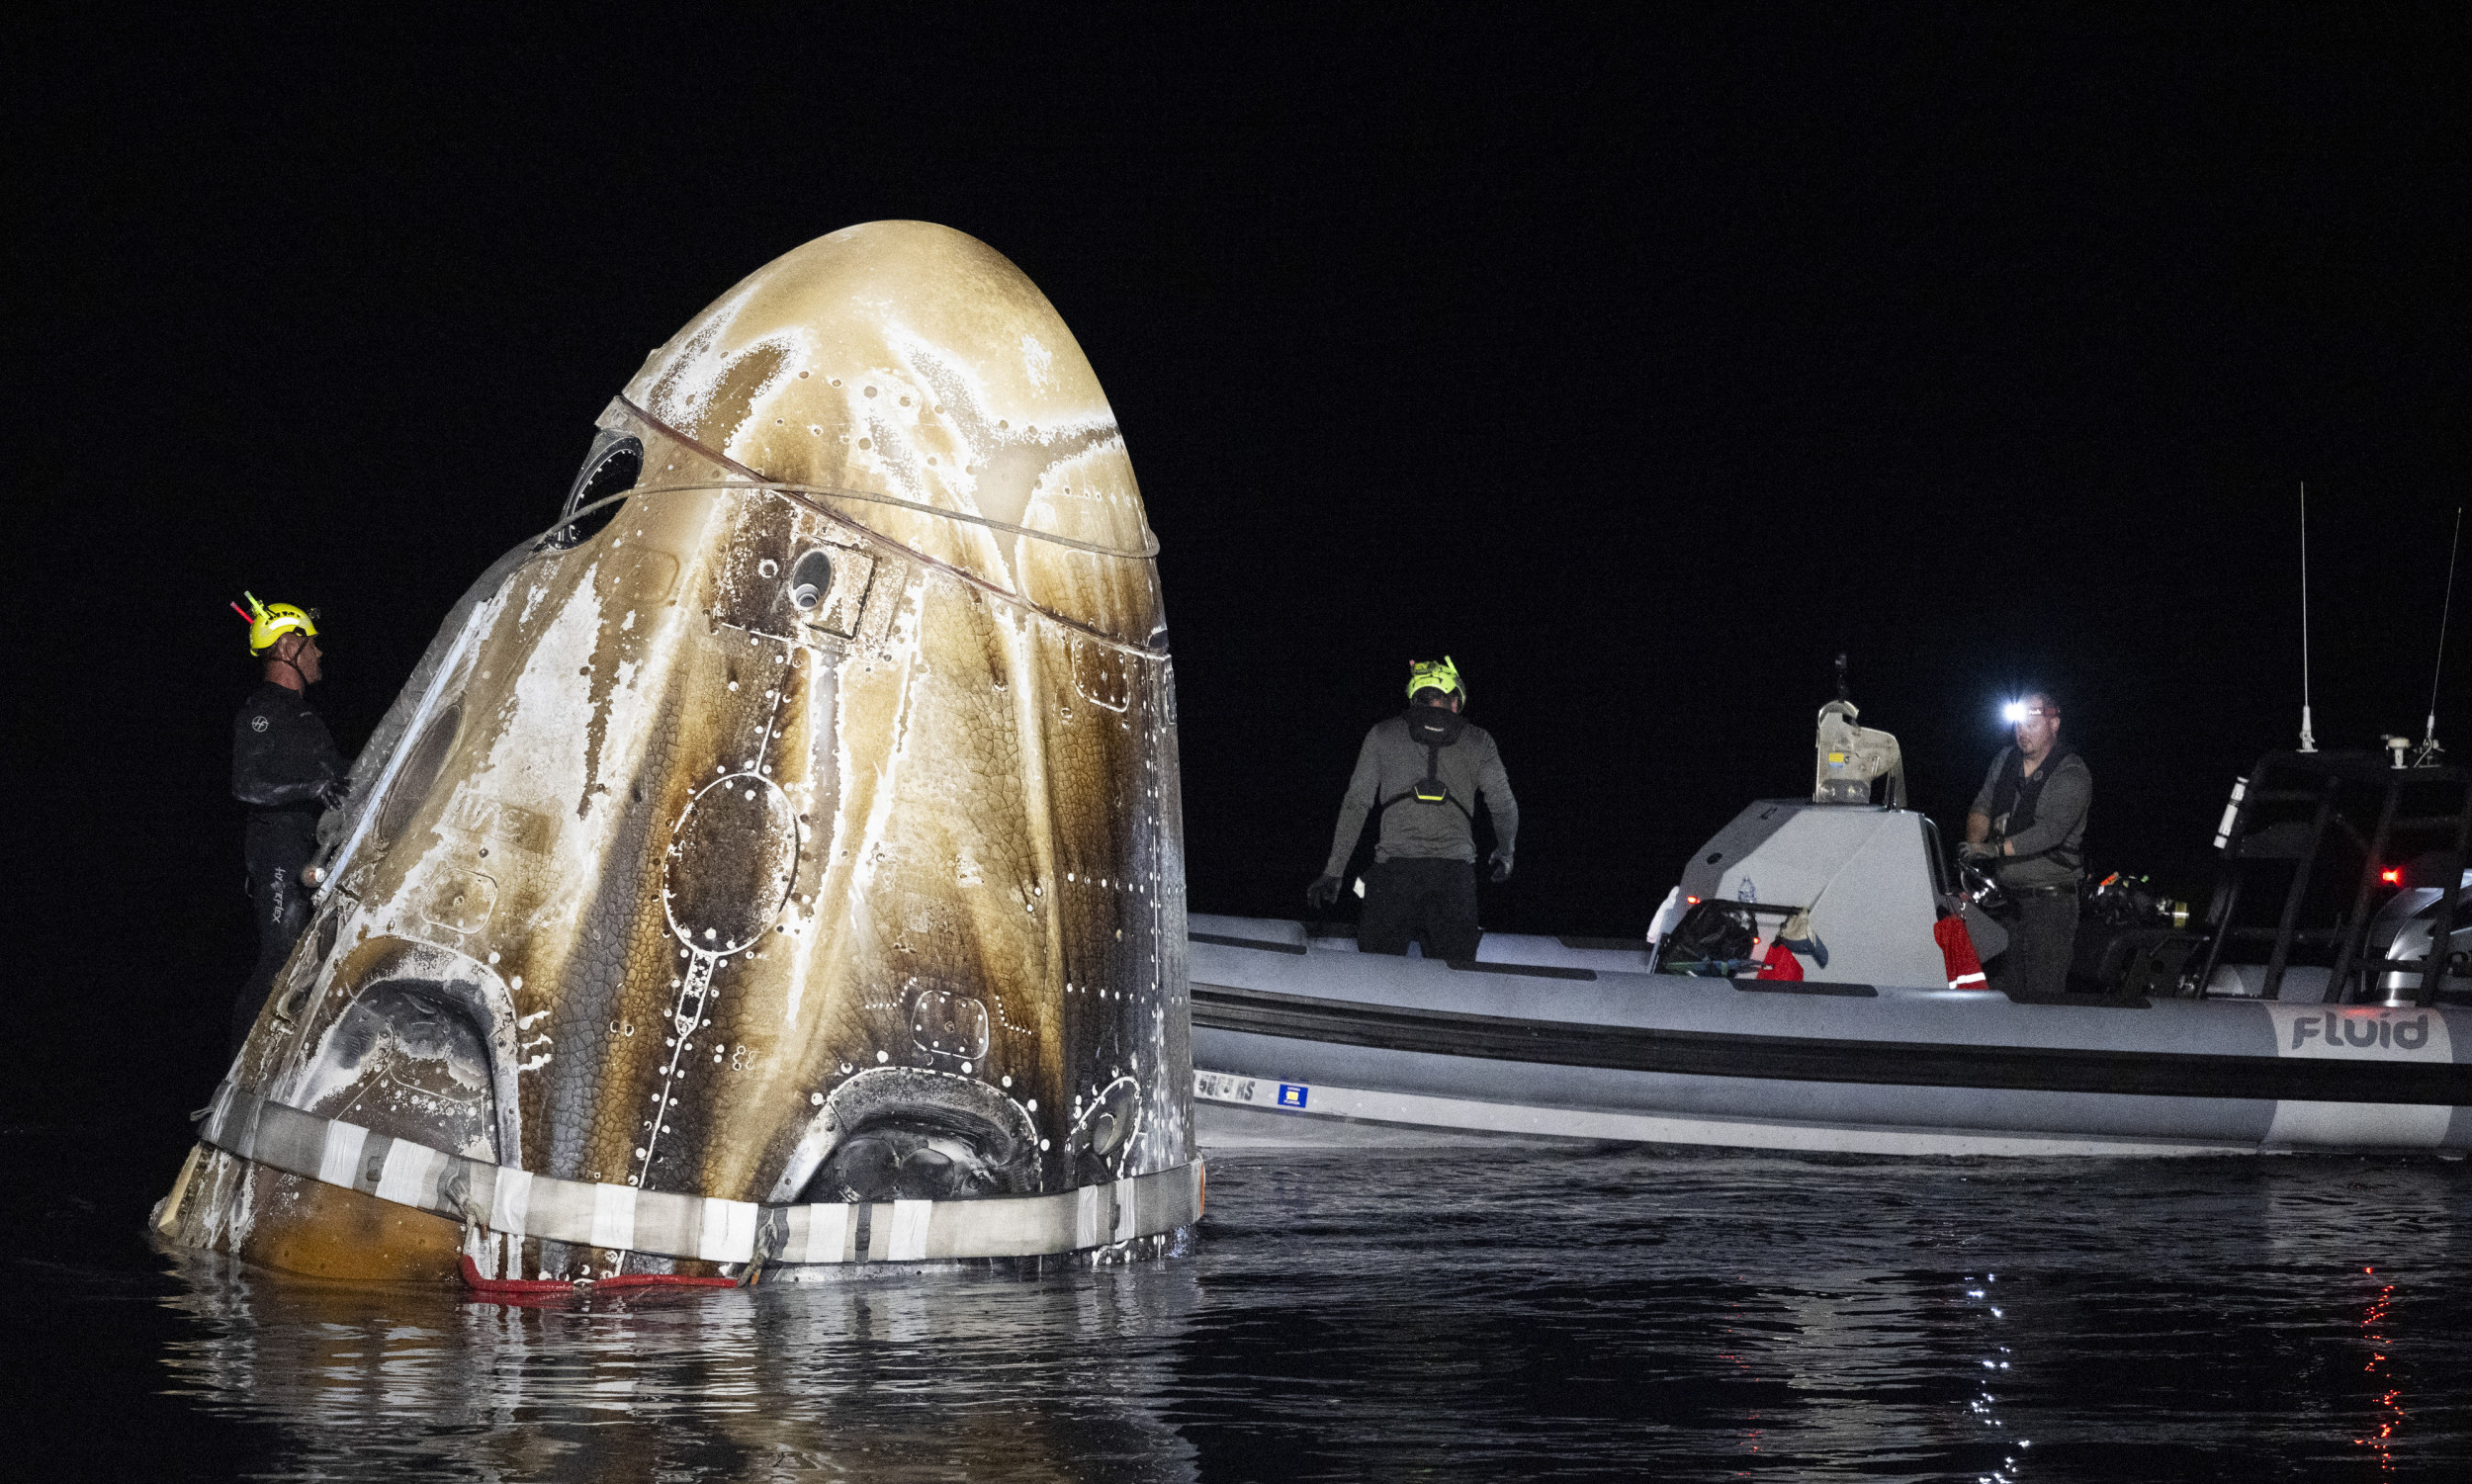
[1278,1084,1309,1108]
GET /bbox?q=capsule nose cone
[617,220,1158,641]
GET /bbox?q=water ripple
[19,1141,2472,1478]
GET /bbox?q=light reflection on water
[160,1252,1205,1482]
[128,1149,2472,1479]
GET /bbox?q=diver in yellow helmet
[1308,655,1520,960]
[228,592,348,1052]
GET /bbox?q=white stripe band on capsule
[318,1121,368,1188]
[375,1140,438,1207]
[191,1082,1199,1268]
[589,1180,637,1253]
[489,1168,533,1237]
[886,1199,932,1262]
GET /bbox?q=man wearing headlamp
[1963,690,2092,999]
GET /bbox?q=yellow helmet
[237,591,318,655]
[1406,655,1464,702]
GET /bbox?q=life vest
[1988,743,2082,870]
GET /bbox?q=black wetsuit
[231,681,345,1051]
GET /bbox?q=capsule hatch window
[554,431,644,547]
[788,549,834,611]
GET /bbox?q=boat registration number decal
[1192,1072,1312,1111]
[1194,1071,1259,1103]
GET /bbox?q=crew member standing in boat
[230,593,348,1052]
[1963,689,2091,998]
[1308,656,1518,960]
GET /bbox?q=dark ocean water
[14,1133,2472,1481]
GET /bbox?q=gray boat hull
[1189,916,2472,1156]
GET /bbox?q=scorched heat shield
[159,221,1198,1282]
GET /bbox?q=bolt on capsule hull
[157,221,1198,1283]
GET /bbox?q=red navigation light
[2380,868,2404,886]
[1685,896,1701,905]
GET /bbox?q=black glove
[1959,840,1997,862]
[1489,849,1513,883]
[1305,874,1344,911]
[317,778,351,812]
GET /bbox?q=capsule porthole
[554,432,644,548]
[788,549,834,612]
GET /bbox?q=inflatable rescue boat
[1192,692,2472,1156]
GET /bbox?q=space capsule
[156,221,1197,1283]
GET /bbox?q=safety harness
[1384,707,1473,819]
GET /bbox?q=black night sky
[13,9,2469,1118]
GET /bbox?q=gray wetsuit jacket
[1323,713,1518,876]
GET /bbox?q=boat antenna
[2418,505,2463,765]
[2298,480,2317,753]
[1834,651,1850,704]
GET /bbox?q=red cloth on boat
[1935,915,1987,990]
[1756,942,1805,981]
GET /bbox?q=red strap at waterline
[459,1254,738,1298]
[1935,915,1987,990]
[1756,942,1805,981]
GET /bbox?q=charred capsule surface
[161,222,1196,1281]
